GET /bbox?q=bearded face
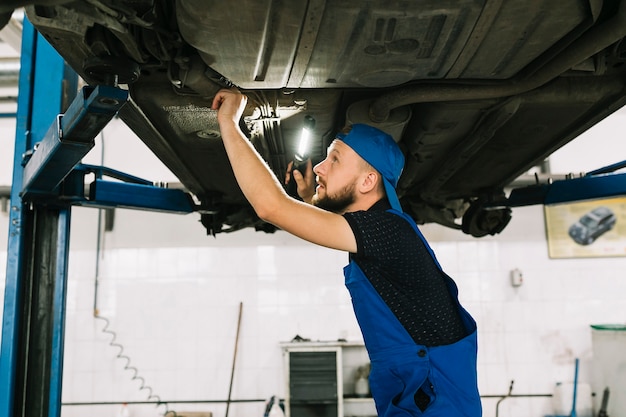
[312,139,370,214]
[312,181,356,214]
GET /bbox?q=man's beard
[312,183,356,213]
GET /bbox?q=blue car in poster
[568,206,617,246]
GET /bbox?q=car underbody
[3,0,626,236]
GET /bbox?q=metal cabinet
[281,341,376,417]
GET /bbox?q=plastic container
[590,324,626,416]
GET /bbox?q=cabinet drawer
[290,380,338,401]
[289,352,337,400]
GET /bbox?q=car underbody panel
[12,0,626,236]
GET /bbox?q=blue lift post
[0,19,78,417]
[0,19,195,417]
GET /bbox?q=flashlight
[287,115,316,198]
[295,115,315,163]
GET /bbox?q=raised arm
[211,89,357,252]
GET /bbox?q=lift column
[0,20,78,417]
[1,19,188,417]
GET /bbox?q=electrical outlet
[510,268,523,287]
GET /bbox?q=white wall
[1,107,626,417]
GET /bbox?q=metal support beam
[0,18,77,417]
[15,206,71,417]
[2,21,195,417]
[86,179,195,213]
[22,85,128,197]
[502,164,626,208]
[67,164,196,214]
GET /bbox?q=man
[212,89,481,416]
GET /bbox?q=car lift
[0,20,195,417]
[2,18,626,417]
[461,160,626,237]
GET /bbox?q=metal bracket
[504,161,626,207]
[68,164,197,214]
[18,80,197,214]
[21,85,129,197]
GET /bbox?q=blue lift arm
[20,82,196,214]
[69,164,196,214]
[500,163,626,208]
[21,85,129,197]
[464,160,626,237]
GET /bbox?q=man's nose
[313,159,326,176]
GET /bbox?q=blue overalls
[344,210,481,416]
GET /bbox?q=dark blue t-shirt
[343,200,467,346]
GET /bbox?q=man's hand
[285,159,316,204]
[210,87,357,253]
[211,88,248,126]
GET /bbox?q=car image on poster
[568,206,617,246]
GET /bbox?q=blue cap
[336,124,405,212]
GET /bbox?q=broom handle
[225,302,243,417]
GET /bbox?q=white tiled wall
[0,204,610,417]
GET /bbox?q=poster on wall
[544,197,626,259]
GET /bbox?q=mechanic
[212,88,481,417]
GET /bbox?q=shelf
[343,396,376,417]
[344,397,374,402]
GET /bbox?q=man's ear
[359,171,379,193]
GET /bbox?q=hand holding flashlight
[286,115,316,201]
[286,159,315,203]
